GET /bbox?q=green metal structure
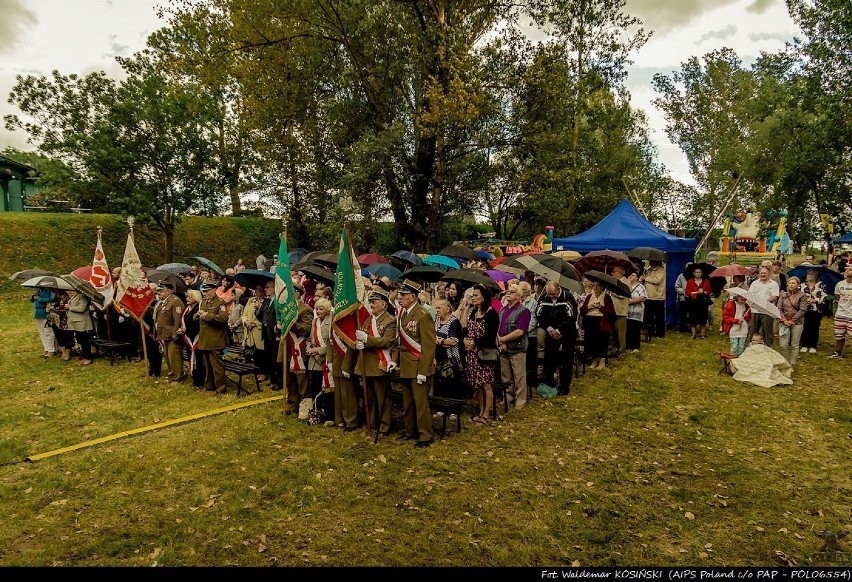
[0,154,38,212]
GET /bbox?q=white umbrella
[727,287,782,319]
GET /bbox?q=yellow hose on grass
[25,394,283,462]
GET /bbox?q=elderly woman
[777,276,807,365]
[180,289,206,388]
[305,298,333,405]
[800,268,827,354]
[66,290,95,365]
[462,284,499,426]
[241,284,267,381]
[685,266,713,340]
[433,298,464,398]
[580,278,616,369]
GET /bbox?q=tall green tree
[6,55,223,261]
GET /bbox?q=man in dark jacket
[536,280,578,395]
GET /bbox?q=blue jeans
[729,336,746,357]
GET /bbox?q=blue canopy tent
[833,232,852,244]
[552,198,698,326]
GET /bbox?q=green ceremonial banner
[273,232,297,336]
[332,226,365,347]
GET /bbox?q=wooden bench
[389,388,465,439]
[223,359,262,397]
[91,339,133,365]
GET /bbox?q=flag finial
[126,216,134,231]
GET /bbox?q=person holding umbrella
[30,286,57,358]
[67,289,95,365]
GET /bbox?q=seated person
[729,333,793,388]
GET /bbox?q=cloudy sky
[0,0,801,185]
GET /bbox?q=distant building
[0,154,38,212]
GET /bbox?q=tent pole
[696,175,742,258]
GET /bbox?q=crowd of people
[27,248,852,445]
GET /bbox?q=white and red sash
[180,309,198,371]
[397,310,422,359]
[368,316,393,372]
[287,331,307,372]
[332,327,347,357]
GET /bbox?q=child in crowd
[722,293,751,356]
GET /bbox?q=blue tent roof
[552,198,697,253]
[834,232,852,244]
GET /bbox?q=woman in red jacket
[684,265,713,340]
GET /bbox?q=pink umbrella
[357,253,389,266]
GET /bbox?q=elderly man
[497,283,531,409]
[197,281,229,393]
[536,280,578,395]
[153,282,186,384]
[354,289,398,435]
[747,266,780,349]
[278,281,315,415]
[609,266,629,358]
[395,279,437,448]
[643,260,667,338]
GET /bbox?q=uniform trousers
[399,376,434,442]
[199,349,225,392]
[285,370,309,413]
[334,374,359,429]
[163,339,185,381]
[365,376,393,434]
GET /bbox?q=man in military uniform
[153,282,186,384]
[197,281,229,394]
[330,325,358,431]
[395,279,437,448]
[354,289,398,436]
[278,281,315,415]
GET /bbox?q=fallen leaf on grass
[756,526,765,532]
[149,548,161,559]
[378,454,387,463]
[572,560,581,566]
[684,512,695,520]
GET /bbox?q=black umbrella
[390,250,423,267]
[684,262,716,279]
[233,268,274,289]
[398,265,449,283]
[9,268,55,282]
[190,256,225,276]
[296,264,335,285]
[312,252,339,269]
[144,269,188,293]
[21,275,74,291]
[582,269,631,298]
[440,268,500,292]
[438,244,480,261]
[627,247,670,264]
[61,275,106,308]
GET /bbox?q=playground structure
[718,209,791,262]
[531,225,555,253]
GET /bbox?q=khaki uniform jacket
[197,295,229,350]
[153,293,185,341]
[307,315,332,372]
[396,303,436,379]
[644,265,666,300]
[241,296,264,350]
[277,302,314,366]
[354,311,397,377]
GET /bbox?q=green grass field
[0,287,849,567]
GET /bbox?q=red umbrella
[357,253,389,266]
[72,265,92,280]
[708,263,750,278]
[573,250,637,275]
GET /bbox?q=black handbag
[476,347,499,363]
[436,359,456,381]
[243,334,256,363]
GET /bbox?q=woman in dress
[685,266,713,340]
[433,298,463,398]
[462,284,499,426]
[580,279,615,370]
[800,269,827,354]
[776,276,807,366]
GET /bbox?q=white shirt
[834,280,852,319]
[747,278,779,315]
